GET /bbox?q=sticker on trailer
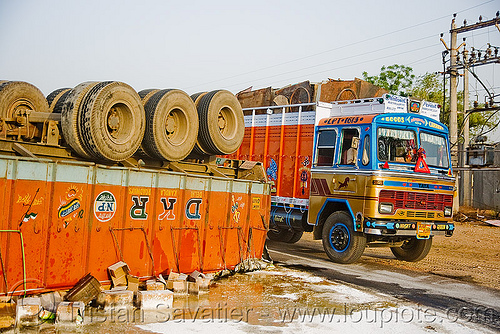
[94,191,116,222]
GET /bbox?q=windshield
[420,132,449,168]
[377,128,417,163]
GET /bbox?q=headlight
[444,207,452,217]
[379,203,394,214]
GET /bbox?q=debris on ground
[15,297,41,328]
[214,258,273,280]
[64,273,101,304]
[9,258,275,330]
[107,261,130,288]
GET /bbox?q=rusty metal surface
[236,87,274,110]
[317,78,387,102]
[0,155,270,296]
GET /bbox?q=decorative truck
[228,94,455,263]
[0,80,270,296]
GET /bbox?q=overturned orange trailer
[0,154,270,296]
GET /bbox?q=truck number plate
[416,222,432,239]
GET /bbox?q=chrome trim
[364,228,447,236]
[364,228,382,235]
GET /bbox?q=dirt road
[267,221,500,332]
[361,220,500,290]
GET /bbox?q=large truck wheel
[287,231,303,244]
[142,89,199,161]
[138,89,160,105]
[78,81,145,162]
[390,237,432,262]
[61,81,100,159]
[267,228,294,242]
[47,88,71,113]
[322,211,366,264]
[0,80,49,119]
[196,90,244,155]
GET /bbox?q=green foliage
[409,72,442,103]
[363,65,499,141]
[362,64,415,96]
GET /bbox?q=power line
[185,0,496,90]
[228,44,439,91]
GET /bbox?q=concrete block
[169,280,187,294]
[188,281,199,295]
[40,291,62,313]
[127,275,139,291]
[65,273,101,304]
[146,280,164,291]
[15,297,41,327]
[188,271,211,293]
[167,272,188,293]
[56,301,84,325]
[136,290,174,309]
[108,261,129,287]
[98,290,134,310]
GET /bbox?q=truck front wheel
[390,237,432,262]
[322,211,366,264]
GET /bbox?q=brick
[15,297,41,327]
[188,281,199,295]
[146,280,164,291]
[127,275,139,291]
[107,261,130,287]
[65,273,101,304]
[56,301,85,325]
[98,290,134,310]
[136,290,173,309]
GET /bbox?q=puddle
[4,265,460,333]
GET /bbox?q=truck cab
[309,95,455,263]
[230,93,455,263]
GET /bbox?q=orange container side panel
[87,184,126,282]
[293,124,314,200]
[202,186,231,272]
[8,177,51,293]
[231,110,316,206]
[45,164,92,288]
[0,157,270,295]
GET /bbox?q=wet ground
[1,263,497,333]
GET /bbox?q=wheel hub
[218,112,226,131]
[330,225,349,251]
[107,108,120,135]
[165,115,176,136]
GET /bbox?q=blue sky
[0,0,499,139]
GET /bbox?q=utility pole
[449,16,459,212]
[443,12,500,212]
[463,48,471,207]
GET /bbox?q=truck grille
[379,190,453,211]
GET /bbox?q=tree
[409,72,442,103]
[410,72,498,140]
[362,64,415,96]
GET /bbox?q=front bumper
[364,220,454,237]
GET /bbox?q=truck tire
[138,89,160,105]
[390,237,432,262]
[188,92,210,157]
[322,211,366,264]
[196,90,244,155]
[190,92,208,105]
[61,82,100,159]
[142,89,198,161]
[78,81,145,162]
[0,81,49,118]
[267,228,294,242]
[47,88,71,113]
[287,231,303,244]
